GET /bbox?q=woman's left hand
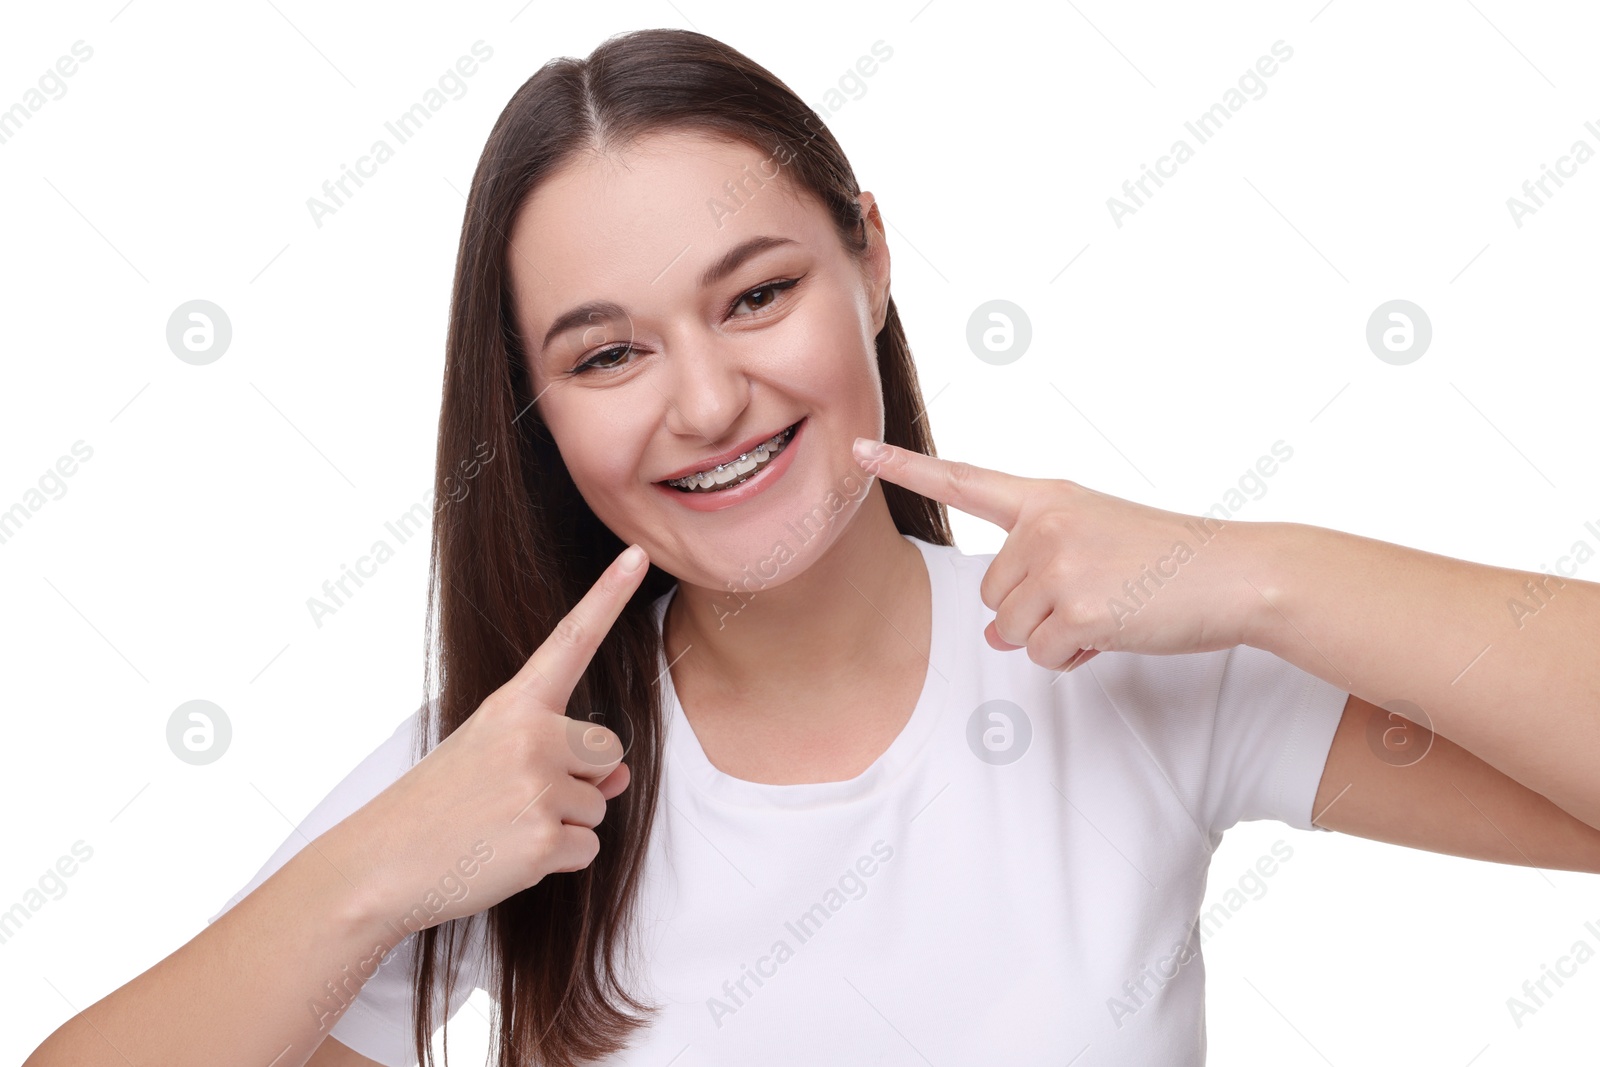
[854,438,1278,672]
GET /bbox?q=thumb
[596,761,630,800]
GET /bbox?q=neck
[662,487,927,702]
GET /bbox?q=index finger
[852,438,1025,530]
[510,543,650,708]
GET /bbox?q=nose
[659,332,753,445]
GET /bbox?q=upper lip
[657,418,801,482]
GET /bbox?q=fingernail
[853,437,883,463]
[619,544,646,572]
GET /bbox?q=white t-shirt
[208,534,1349,1065]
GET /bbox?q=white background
[2,1,1598,1063]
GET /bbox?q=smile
[663,420,801,492]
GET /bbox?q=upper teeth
[666,424,795,490]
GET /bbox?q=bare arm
[854,443,1600,847]
[24,835,392,1067]
[25,543,650,1067]
[1313,693,1600,872]
[1243,521,1600,830]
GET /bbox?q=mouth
[659,418,804,493]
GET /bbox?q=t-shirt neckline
[650,533,954,808]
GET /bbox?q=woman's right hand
[325,543,652,933]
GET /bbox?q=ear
[857,191,891,335]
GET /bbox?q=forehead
[507,129,823,314]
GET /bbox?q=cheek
[787,289,877,391]
[557,442,646,530]
[812,298,882,398]
[548,406,648,493]
[561,437,630,489]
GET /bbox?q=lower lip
[653,418,807,513]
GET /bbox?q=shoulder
[293,699,436,840]
[207,699,436,925]
[924,534,1287,718]
[289,700,435,844]
[918,534,1345,831]
[1078,644,1346,833]
[908,534,992,604]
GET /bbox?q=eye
[571,344,636,375]
[567,277,802,376]
[729,277,801,317]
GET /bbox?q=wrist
[1231,520,1306,653]
[296,825,408,953]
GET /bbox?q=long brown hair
[413,26,952,1065]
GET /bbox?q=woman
[27,26,1600,1067]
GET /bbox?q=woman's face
[509,128,891,591]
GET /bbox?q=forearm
[25,838,393,1067]
[1238,521,1600,829]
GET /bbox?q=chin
[675,516,835,595]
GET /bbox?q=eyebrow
[697,234,796,290]
[538,235,798,356]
